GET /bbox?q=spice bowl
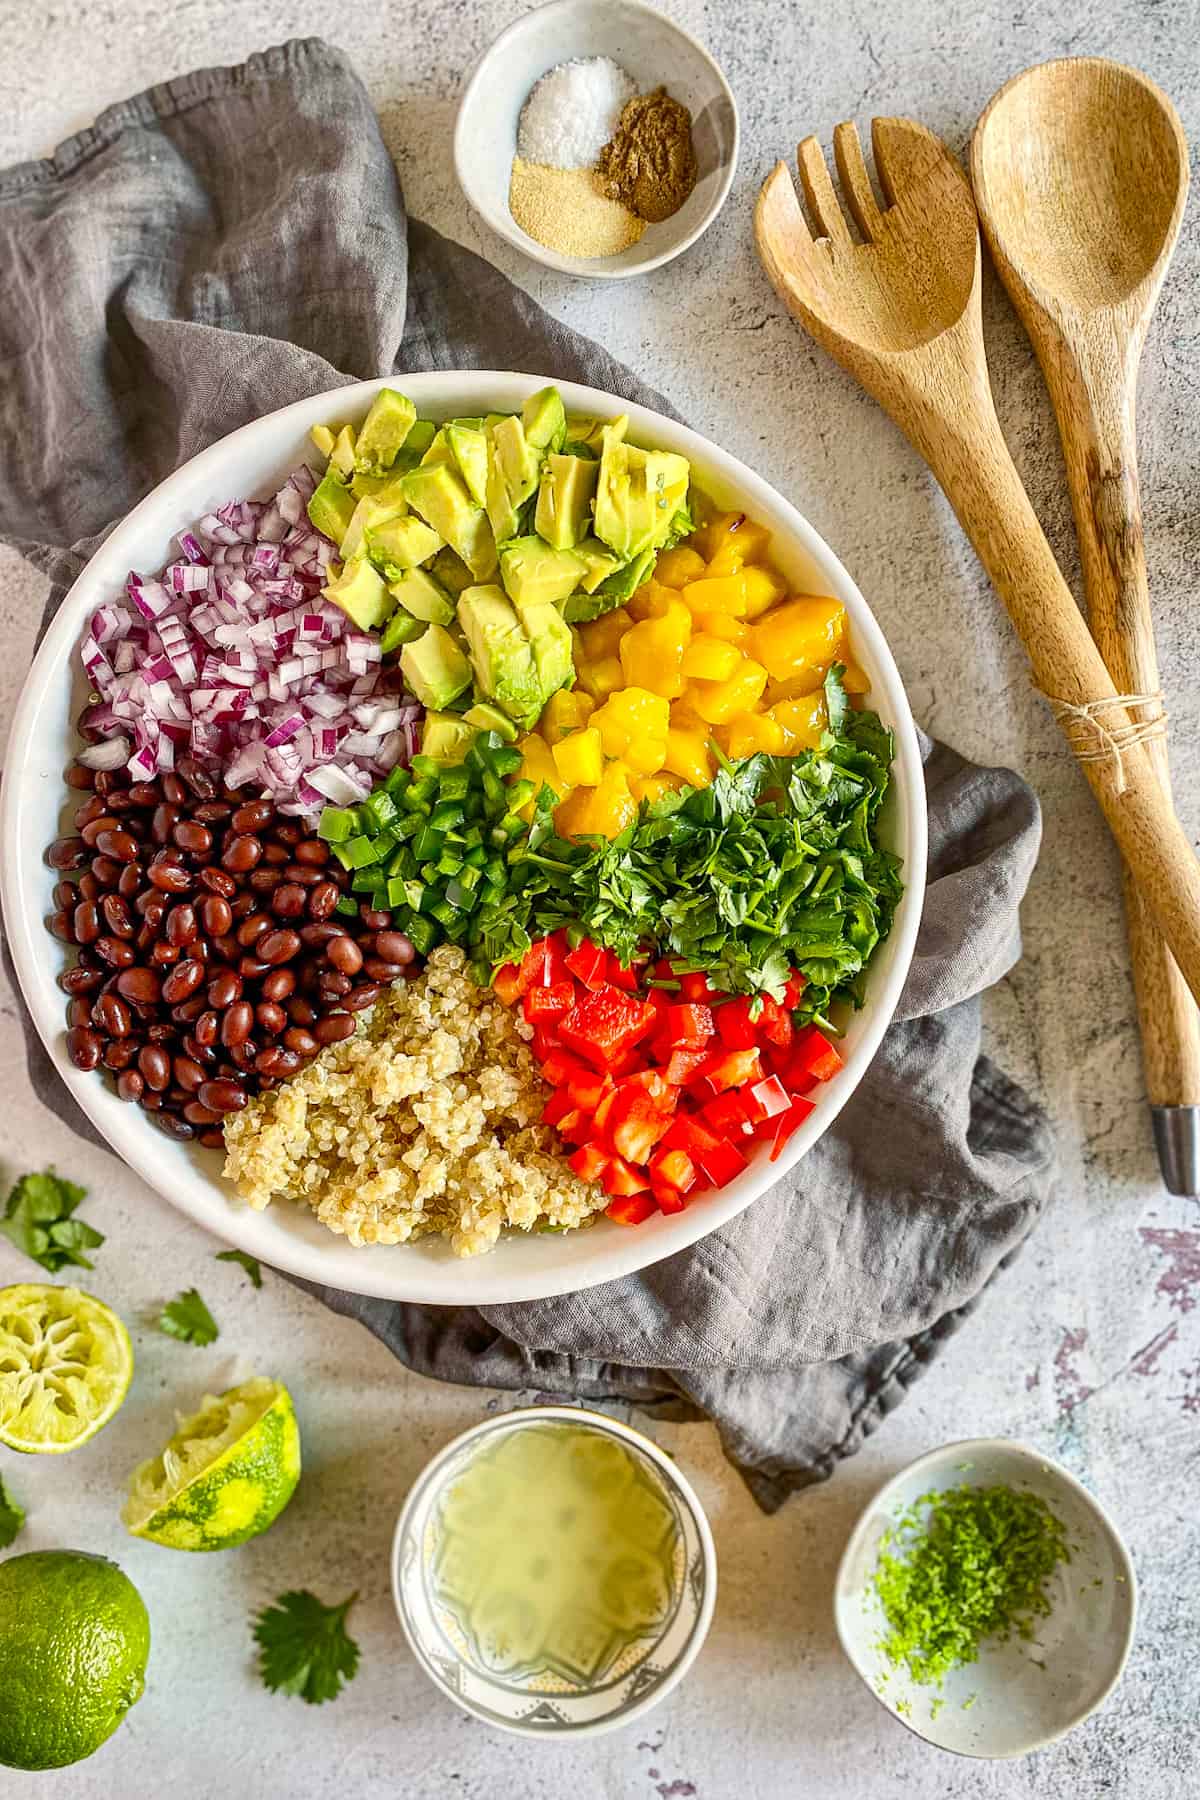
[835,1439,1138,1759]
[454,0,738,279]
[391,1405,717,1737]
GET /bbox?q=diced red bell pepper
[530,1025,561,1061]
[715,996,759,1050]
[700,1091,753,1139]
[606,1190,657,1224]
[651,1180,688,1214]
[693,1047,763,1098]
[663,1048,712,1088]
[661,1112,723,1169]
[540,1049,594,1089]
[698,1134,749,1187]
[556,1108,593,1145]
[783,972,806,1009]
[741,1075,791,1126]
[789,1025,844,1085]
[558,985,656,1072]
[757,996,794,1050]
[609,1088,676,1164]
[663,1003,714,1048]
[523,979,575,1024]
[542,1089,577,1127]
[592,1087,619,1135]
[518,931,571,991]
[602,1154,651,1198]
[679,971,718,1003]
[566,1070,612,1114]
[568,1143,610,1183]
[649,1145,699,1193]
[493,962,523,1007]
[604,952,640,992]
[769,1097,815,1161]
[564,941,609,990]
[623,1069,675,1106]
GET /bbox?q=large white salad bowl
[1,374,926,1305]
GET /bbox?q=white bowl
[0,372,926,1305]
[454,0,738,279]
[835,1439,1138,1759]
[391,1405,717,1737]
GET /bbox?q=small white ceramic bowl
[391,1406,717,1737]
[835,1439,1138,1759]
[2,371,925,1305]
[454,0,738,279]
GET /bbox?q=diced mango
[694,611,748,644]
[769,692,829,751]
[691,510,744,561]
[750,594,846,686]
[681,573,749,617]
[575,607,633,662]
[686,658,770,724]
[619,597,691,698]
[540,687,595,744]
[842,659,871,694]
[576,654,624,704]
[740,565,788,620]
[591,687,670,775]
[681,635,742,681]
[718,713,788,759]
[664,726,715,787]
[704,543,744,579]
[670,698,711,735]
[552,726,604,787]
[654,545,707,589]
[626,579,679,622]
[630,771,685,805]
[555,762,637,840]
[515,733,564,820]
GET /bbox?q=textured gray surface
[0,3,1198,1795]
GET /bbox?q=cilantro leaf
[253,1590,361,1705]
[215,1249,263,1289]
[0,1475,25,1549]
[158,1288,219,1346]
[0,1169,103,1273]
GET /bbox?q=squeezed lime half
[123,1375,301,1551]
[0,1283,132,1453]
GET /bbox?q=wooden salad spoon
[972,57,1196,1190]
[754,119,1200,1013]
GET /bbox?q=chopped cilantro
[215,1249,263,1289]
[869,1485,1071,1688]
[158,1287,219,1346]
[253,1590,360,1704]
[0,1475,25,1548]
[0,1169,103,1274]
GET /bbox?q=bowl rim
[833,1436,1140,1760]
[0,369,927,1304]
[453,0,740,280]
[389,1402,718,1738]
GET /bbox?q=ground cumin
[597,87,698,223]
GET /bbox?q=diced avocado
[380,607,427,655]
[353,389,417,476]
[323,556,392,631]
[535,453,598,549]
[447,424,490,507]
[485,414,540,546]
[310,424,337,457]
[342,491,409,562]
[366,514,444,576]
[429,546,475,597]
[499,536,585,608]
[522,386,567,453]
[457,584,544,727]
[400,623,473,710]
[593,416,691,560]
[421,711,478,765]
[387,567,455,625]
[484,413,507,433]
[420,427,456,468]
[329,425,358,478]
[463,700,518,742]
[563,547,654,622]
[307,470,357,545]
[512,596,574,700]
[350,469,410,503]
[402,463,498,581]
[449,415,484,430]
[572,536,625,592]
[406,420,438,457]
[565,413,606,453]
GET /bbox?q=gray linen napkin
[0,40,1054,1509]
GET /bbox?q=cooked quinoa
[221,945,605,1257]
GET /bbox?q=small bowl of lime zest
[835,1438,1137,1759]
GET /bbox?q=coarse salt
[517,55,638,170]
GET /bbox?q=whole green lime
[0,1550,150,1770]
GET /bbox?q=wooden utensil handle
[1050,344,1200,1105]
[903,382,1200,1006]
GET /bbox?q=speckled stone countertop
[1,3,1198,1795]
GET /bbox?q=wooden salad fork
[754,119,1200,1007]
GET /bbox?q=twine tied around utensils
[1040,688,1168,795]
